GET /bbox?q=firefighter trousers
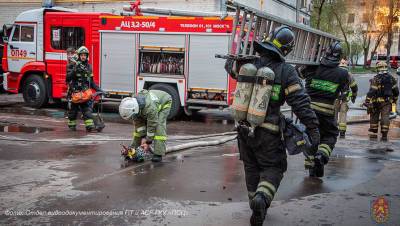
[334,99,349,133]
[238,127,287,205]
[67,102,94,128]
[369,102,391,134]
[132,106,171,156]
[315,112,338,163]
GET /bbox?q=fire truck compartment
[100,32,136,92]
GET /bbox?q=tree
[385,0,400,67]
[359,0,378,68]
[310,0,327,29]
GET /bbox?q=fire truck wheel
[22,74,49,108]
[149,83,181,120]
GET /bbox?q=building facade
[345,0,400,61]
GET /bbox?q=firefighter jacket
[338,67,358,101]
[66,60,100,93]
[227,46,319,132]
[366,73,399,103]
[133,89,172,139]
[302,62,350,116]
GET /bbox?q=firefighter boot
[309,154,325,178]
[250,192,270,226]
[68,120,77,131]
[339,131,345,139]
[85,119,95,132]
[381,132,388,142]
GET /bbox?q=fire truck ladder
[216,0,341,65]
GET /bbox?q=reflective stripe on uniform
[271,84,282,101]
[157,102,172,112]
[311,102,335,115]
[371,85,378,90]
[133,132,142,138]
[84,119,94,126]
[381,125,389,132]
[136,126,146,132]
[154,135,167,141]
[304,156,315,168]
[311,101,335,110]
[338,123,347,131]
[259,122,279,132]
[318,144,332,157]
[68,120,77,126]
[310,79,339,93]
[147,132,155,137]
[284,84,302,96]
[350,81,357,87]
[256,181,276,199]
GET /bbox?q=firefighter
[364,61,399,141]
[225,26,320,226]
[334,59,358,138]
[66,46,103,132]
[300,41,350,177]
[119,89,172,162]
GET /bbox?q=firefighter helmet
[119,97,140,120]
[76,46,89,56]
[376,61,388,72]
[323,41,342,62]
[254,26,295,60]
[267,25,296,56]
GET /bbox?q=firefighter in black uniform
[365,61,399,141]
[300,42,350,177]
[66,46,103,131]
[225,26,320,226]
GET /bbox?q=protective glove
[306,127,320,154]
[351,95,357,104]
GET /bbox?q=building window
[347,13,355,24]
[51,26,85,50]
[11,25,20,42]
[300,0,307,8]
[21,26,34,42]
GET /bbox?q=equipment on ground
[120,144,153,167]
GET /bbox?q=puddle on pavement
[0,123,53,134]
[278,156,384,201]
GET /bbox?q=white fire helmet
[119,97,139,120]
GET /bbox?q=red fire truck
[1,6,234,118]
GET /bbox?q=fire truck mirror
[2,24,8,42]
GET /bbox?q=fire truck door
[7,23,36,72]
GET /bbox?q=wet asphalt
[1,75,400,225]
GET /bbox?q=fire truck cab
[2,7,233,119]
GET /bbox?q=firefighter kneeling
[364,62,399,141]
[66,46,103,132]
[119,89,172,162]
